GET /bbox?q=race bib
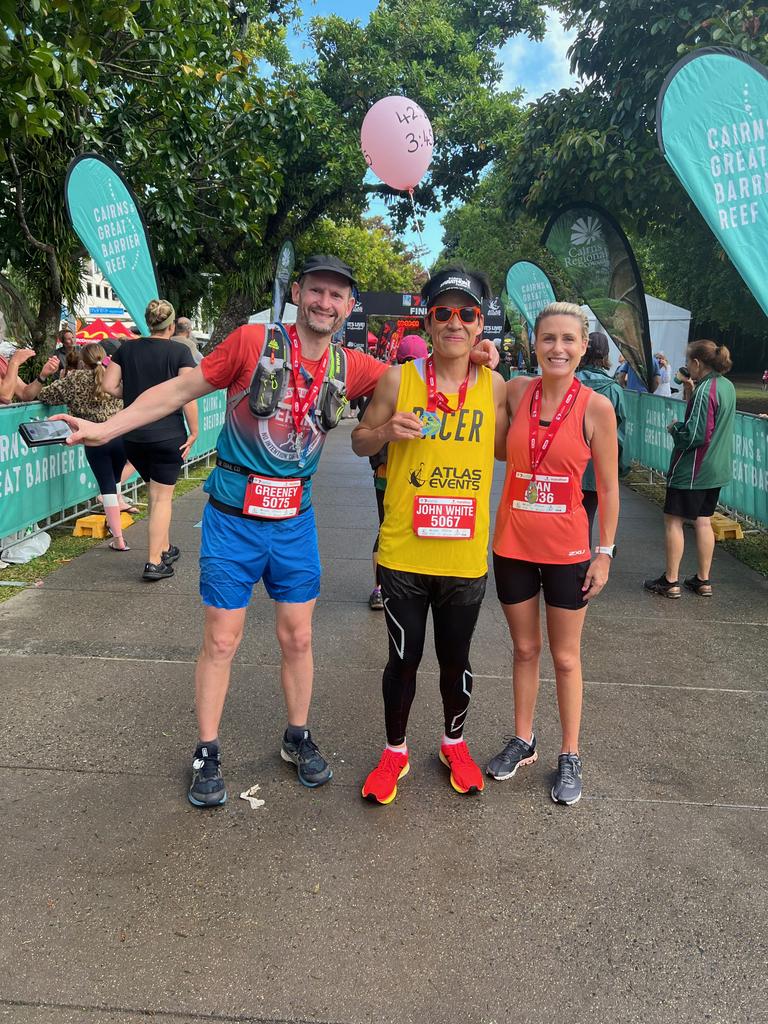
[413,496,476,538]
[511,472,571,514]
[243,474,303,519]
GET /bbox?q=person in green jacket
[644,340,736,599]
[576,332,629,546]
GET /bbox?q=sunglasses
[428,305,481,324]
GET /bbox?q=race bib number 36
[243,475,303,519]
[413,496,476,538]
[511,472,571,514]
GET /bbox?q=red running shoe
[439,740,484,795]
[361,748,410,804]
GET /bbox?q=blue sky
[286,3,577,263]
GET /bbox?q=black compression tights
[381,593,483,746]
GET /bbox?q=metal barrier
[1,388,766,540]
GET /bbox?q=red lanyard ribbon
[287,325,329,436]
[528,378,581,474]
[425,356,470,414]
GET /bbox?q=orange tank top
[493,379,592,564]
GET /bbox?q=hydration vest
[227,322,349,432]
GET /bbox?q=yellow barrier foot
[72,514,109,539]
[710,512,744,542]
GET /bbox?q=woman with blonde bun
[104,299,199,580]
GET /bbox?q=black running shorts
[663,486,720,520]
[493,552,589,610]
[123,436,185,486]
[379,566,487,607]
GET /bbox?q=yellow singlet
[378,359,496,578]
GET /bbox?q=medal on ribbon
[419,411,441,438]
[525,480,538,505]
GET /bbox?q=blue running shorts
[199,502,322,609]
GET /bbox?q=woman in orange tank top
[486,302,619,806]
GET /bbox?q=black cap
[299,254,357,288]
[422,268,486,308]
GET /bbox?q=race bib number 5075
[243,474,303,519]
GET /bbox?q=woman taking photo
[644,340,735,599]
[25,343,130,550]
[487,302,619,806]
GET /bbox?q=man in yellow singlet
[352,267,508,804]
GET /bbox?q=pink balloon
[360,96,434,191]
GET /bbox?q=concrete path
[1,421,766,1024]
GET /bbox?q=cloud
[499,6,578,99]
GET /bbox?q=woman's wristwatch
[594,545,616,558]
[35,374,48,384]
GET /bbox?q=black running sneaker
[188,743,227,807]
[280,729,333,788]
[551,752,583,805]
[683,574,712,597]
[486,733,538,780]
[643,573,681,598]
[143,560,174,581]
[162,545,181,565]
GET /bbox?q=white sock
[442,734,463,746]
[386,742,407,755]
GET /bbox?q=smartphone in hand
[19,420,73,446]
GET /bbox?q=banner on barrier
[623,392,768,525]
[65,154,159,335]
[0,404,96,536]
[0,392,227,538]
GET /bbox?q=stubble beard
[298,307,343,338]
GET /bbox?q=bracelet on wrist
[36,375,47,384]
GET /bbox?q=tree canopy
[0,0,547,350]
[440,2,768,368]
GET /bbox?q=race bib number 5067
[412,496,476,538]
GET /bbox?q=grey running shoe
[486,734,538,780]
[369,586,384,610]
[188,743,227,807]
[143,560,174,581]
[280,730,333,788]
[162,544,181,565]
[551,753,583,805]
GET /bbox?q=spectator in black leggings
[104,299,199,581]
[28,344,130,550]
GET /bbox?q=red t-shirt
[199,324,386,512]
[201,324,385,400]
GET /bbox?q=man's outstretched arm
[51,366,215,446]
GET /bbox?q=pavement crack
[0,998,350,1024]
